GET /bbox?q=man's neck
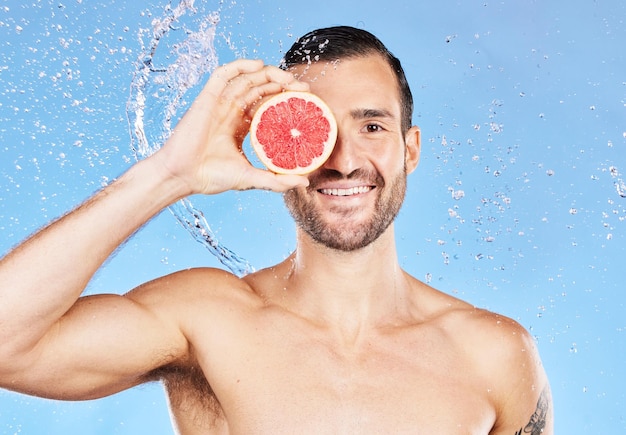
[281,224,415,346]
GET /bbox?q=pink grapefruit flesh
[250,91,337,175]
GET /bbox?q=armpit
[158,364,227,431]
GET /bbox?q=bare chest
[172,318,497,434]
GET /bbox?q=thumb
[239,167,310,193]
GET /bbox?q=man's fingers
[237,167,309,193]
[211,61,308,100]
[240,81,310,117]
[211,60,298,89]
[211,59,265,83]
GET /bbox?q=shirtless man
[0,26,552,434]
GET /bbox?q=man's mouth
[318,186,374,196]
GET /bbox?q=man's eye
[365,124,382,133]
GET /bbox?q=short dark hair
[280,26,413,134]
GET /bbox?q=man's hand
[152,59,311,196]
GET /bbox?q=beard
[284,166,407,252]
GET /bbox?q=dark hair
[280,26,413,134]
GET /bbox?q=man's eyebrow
[350,108,395,120]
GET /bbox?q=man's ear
[404,126,421,174]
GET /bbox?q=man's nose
[321,133,364,176]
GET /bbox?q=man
[0,26,552,434]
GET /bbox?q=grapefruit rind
[250,91,337,175]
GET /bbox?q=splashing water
[126,1,254,276]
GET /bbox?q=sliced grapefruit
[250,91,337,175]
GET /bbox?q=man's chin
[305,221,386,252]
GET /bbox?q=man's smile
[318,186,374,196]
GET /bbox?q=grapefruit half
[250,91,337,175]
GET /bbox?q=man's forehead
[289,54,392,83]
[290,56,402,121]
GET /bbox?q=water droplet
[615,179,626,198]
[441,252,449,265]
[489,122,503,133]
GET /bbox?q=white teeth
[319,186,372,196]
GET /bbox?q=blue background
[1,0,624,433]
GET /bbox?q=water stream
[126,0,254,276]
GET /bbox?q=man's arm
[487,317,554,435]
[0,59,309,399]
[513,384,552,435]
[0,158,189,399]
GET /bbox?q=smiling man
[0,26,552,434]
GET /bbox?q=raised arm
[0,59,309,399]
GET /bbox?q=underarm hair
[149,363,225,427]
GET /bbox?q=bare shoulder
[125,266,261,312]
[425,281,547,378]
[125,267,265,358]
[460,308,552,434]
[472,309,553,434]
[408,277,552,434]
[450,307,546,389]
[407,276,540,368]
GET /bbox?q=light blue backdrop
[1,0,624,433]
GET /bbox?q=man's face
[284,55,420,251]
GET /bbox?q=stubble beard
[284,167,407,252]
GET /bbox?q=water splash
[126,0,254,276]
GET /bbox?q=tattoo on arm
[515,385,550,435]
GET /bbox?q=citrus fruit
[250,91,337,175]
